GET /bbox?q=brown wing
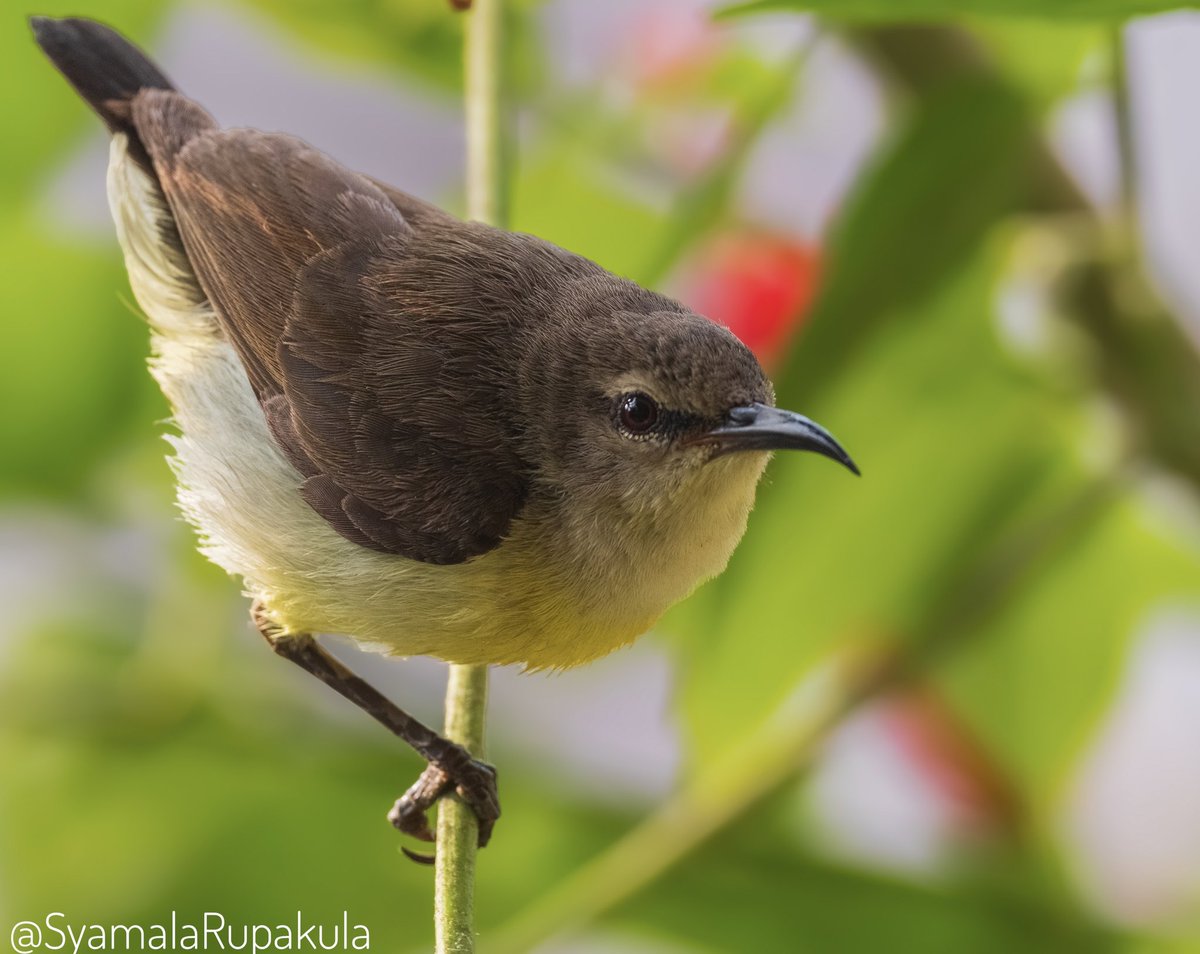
[130,89,528,563]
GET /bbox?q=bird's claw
[453,758,501,847]
[389,763,449,842]
[388,757,500,862]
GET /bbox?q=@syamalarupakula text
[9,911,371,953]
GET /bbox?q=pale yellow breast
[501,453,768,669]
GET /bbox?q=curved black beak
[700,403,859,475]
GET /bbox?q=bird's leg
[251,602,500,848]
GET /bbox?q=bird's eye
[618,392,659,435]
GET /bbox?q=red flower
[679,231,820,366]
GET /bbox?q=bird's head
[519,285,858,522]
[511,290,859,625]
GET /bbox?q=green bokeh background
[5,1,1200,951]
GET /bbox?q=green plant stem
[1111,24,1139,242]
[436,2,506,952]
[464,0,506,227]
[1110,22,1149,287]
[435,663,490,954]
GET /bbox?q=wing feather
[130,89,528,563]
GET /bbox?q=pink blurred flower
[623,6,723,91]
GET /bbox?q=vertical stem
[1111,23,1141,266]
[435,2,506,952]
[464,0,507,227]
[435,664,490,954]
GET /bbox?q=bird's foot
[248,600,500,861]
[389,753,499,861]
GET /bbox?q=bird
[31,15,858,849]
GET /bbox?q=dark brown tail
[31,16,175,170]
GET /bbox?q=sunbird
[32,15,857,848]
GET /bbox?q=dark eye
[618,392,659,434]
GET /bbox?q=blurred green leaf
[665,70,1040,767]
[666,244,1076,767]
[509,143,667,280]
[487,762,1125,953]
[636,42,810,288]
[510,41,810,286]
[239,0,465,92]
[239,0,545,99]
[719,0,1200,20]
[3,2,169,497]
[0,624,632,953]
[1133,936,1200,954]
[777,74,1028,408]
[0,219,160,497]
[972,19,1107,109]
[934,489,1200,811]
[613,830,1121,954]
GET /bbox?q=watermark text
[9,912,370,953]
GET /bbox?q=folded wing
[131,89,528,564]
